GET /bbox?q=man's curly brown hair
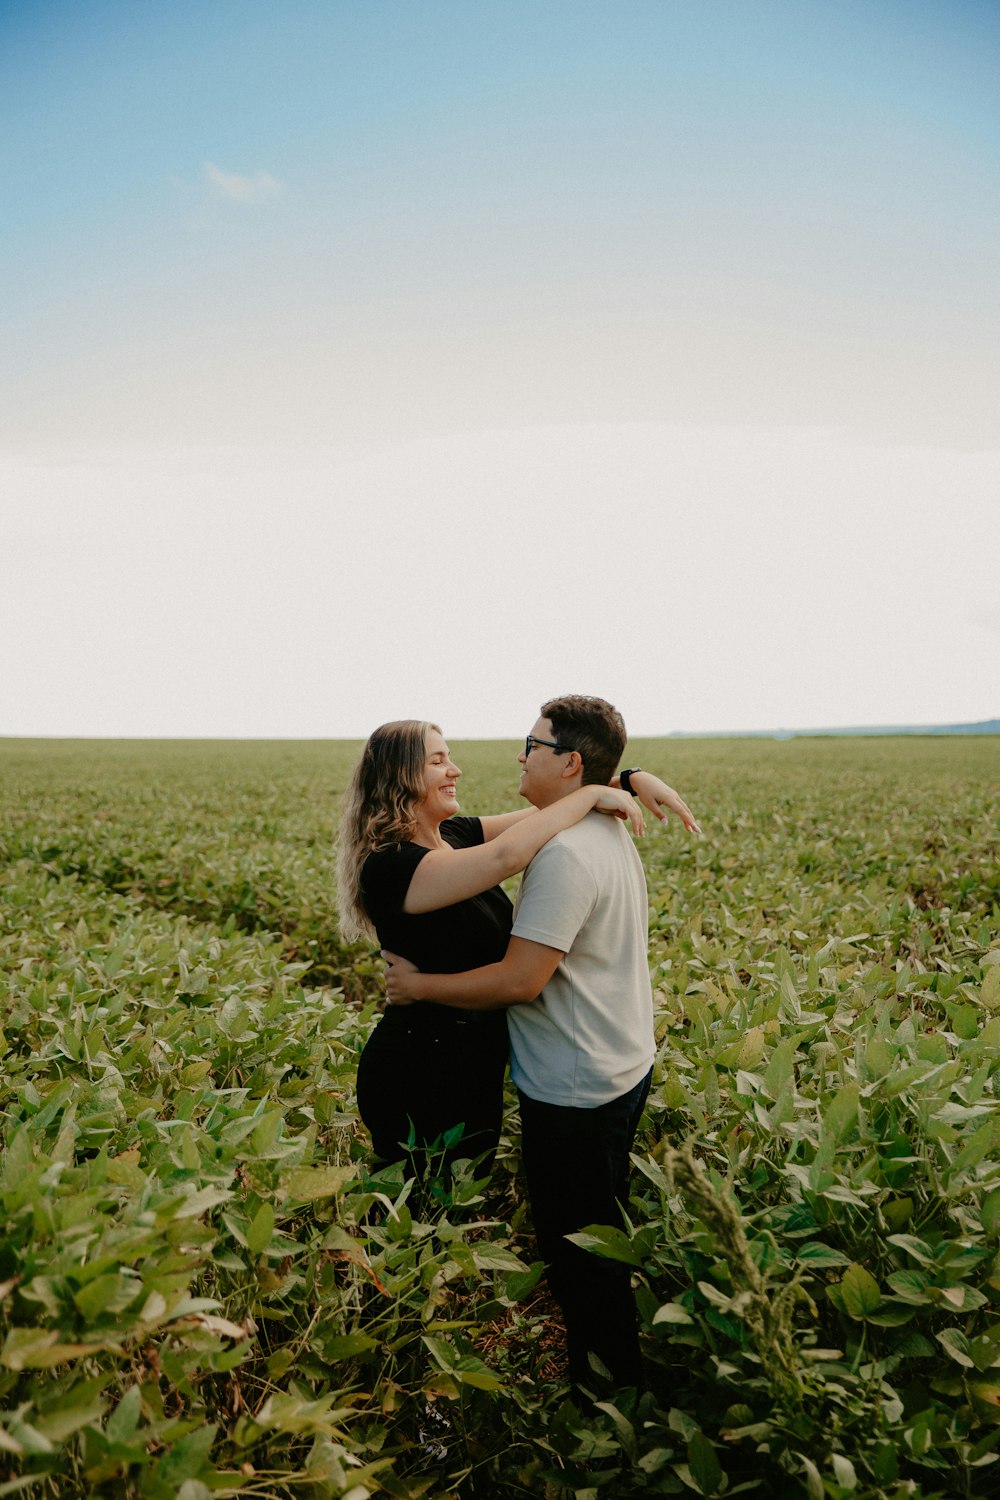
[540,694,627,787]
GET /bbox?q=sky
[2,0,998,738]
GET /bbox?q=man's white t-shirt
[508,812,655,1107]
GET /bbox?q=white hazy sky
[2,0,998,738]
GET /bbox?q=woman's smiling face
[419,730,461,821]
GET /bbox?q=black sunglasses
[524,734,575,758]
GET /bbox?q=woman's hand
[592,786,645,837]
[630,772,701,833]
[382,950,419,1005]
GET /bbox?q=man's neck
[531,780,584,811]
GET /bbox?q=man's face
[517,716,573,808]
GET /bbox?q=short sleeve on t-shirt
[358,816,513,978]
[510,839,597,953]
[361,841,430,927]
[361,815,485,922]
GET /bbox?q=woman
[336,719,692,1178]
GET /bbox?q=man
[384,694,667,1393]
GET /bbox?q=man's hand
[382,950,419,1005]
[592,786,645,837]
[630,773,701,833]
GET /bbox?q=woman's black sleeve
[361,843,430,925]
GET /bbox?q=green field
[1,736,999,1499]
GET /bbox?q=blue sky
[2,1,998,736]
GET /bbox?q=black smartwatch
[619,767,642,797]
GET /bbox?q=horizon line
[1,717,997,744]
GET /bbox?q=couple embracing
[336,694,698,1394]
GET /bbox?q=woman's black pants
[357,1006,508,1178]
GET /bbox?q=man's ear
[561,750,584,780]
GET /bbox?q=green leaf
[687,1430,723,1496]
[934,1283,988,1312]
[822,1082,859,1142]
[74,1272,136,1321]
[886,1269,931,1304]
[969,1380,1000,1421]
[796,1241,850,1268]
[882,1196,914,1230]
[566,1225,646,1267]
[34,1390,106,1444]
[1,1328,93,1370]
[831,1453,858,1490]
[469,1244,528,1272]
[106,1385,142,1444]
[982,1186,1000,1234]
[638,1446,675,1476]
[737,1026,766,1070]
[886,1233,934,1265]
[500,1263,544,1301]
[951,1004,980,1040]
[594,1397,638,1460]
[246,1202,275,1255]
[251,1110,283,1154]
[762,1037,796,1099]
[175,1185,232,1219]
[282,1165,355,1202]
[421,1334,455,1370]
[863,1036,892,1079]
[800,1455,824,1500]
[837,1264,881,1318]
[148,1424,217,1490]
[970,1332,1000,1372]
[866,1302,917,1326]
[179,1061,212,1087]
[452,1354,504,1391]
[653,1303,695,1325]
[936,1327,975,1368]
[320,1332,376,1359]
[981,966,1000,1011]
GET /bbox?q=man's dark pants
[517,1067,653,1390]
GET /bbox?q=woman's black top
[360,816,513,1028]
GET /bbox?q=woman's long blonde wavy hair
[336,720,439,942]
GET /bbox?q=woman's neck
[412,811,448,849]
